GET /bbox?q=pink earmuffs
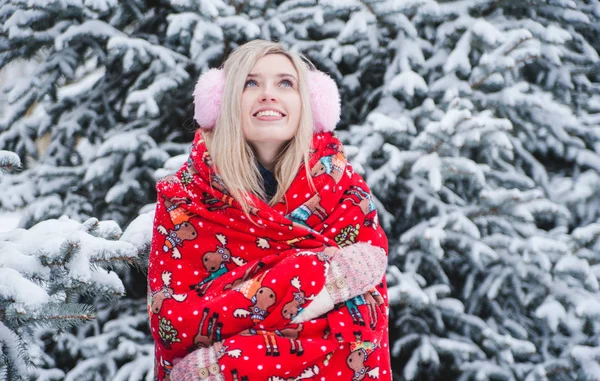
[193,68,341,132]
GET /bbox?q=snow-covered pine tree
[338,0,600,379]
[0,1,399,378]
[0,0,388,230]
[3,0,599,379]
[0,0,184,229]
[0,214,147,380]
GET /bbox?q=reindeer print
[240,324,304,357]
[347,332,380,381]
[323,327,344,342]
[282,277,316,320]
[345,295,373,328]
[240,327,278,356]
[156,196,198,259]
[277,324,306,356]
[201,191,236,211]
[341,185,379,229]
[149,272,187,315]
[284,233,316,248]
[197,151,231,194]
[150,132,392,381]
[201,191,261,215]
[193,307,223,349]
[342,291,385,329]
[286,194,327,227]
[257,233,316,251]
[190,234,246,296]
[240,324,305,357]
[224,260,265,291]
[232,271,277,323]
[310,145,346,190]
[213,341,242,360]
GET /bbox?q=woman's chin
[247,129,296,142]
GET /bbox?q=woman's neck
[252,142,285,171]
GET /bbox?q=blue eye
[245,79,257,87]
[280,80,293,87]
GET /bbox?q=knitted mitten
[170,345,224,381]
[324,242,387,304]
[292,243,387,323]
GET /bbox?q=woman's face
[240,54,302,149]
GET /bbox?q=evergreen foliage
[338,1,600,379]
[0,0,599,380]
[0,214,147,380]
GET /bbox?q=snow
[105,180,142,204]
[471,19,505,46]
[55,20,126,50]
[166,12,201,38]
[338,11,370,43]
[572,223,600,244]
[387,70,428,98]
[444,30,471,74]
[387,267,430,307]
[0,267,49,305]
[1,216,137,303]
[84,0,118,12]
[535,297,566,332]
[0,239,48,278]
[554,256,590,278]
[107,36,188,71]
[57,68,105,100]
[97,131,157,156]
[126,76,184,118]
[412,152,442,191]
[0,210,23,232]
[121,211,155,249]
[436,298,464,314]
[0,322,28,374]
[430,73,472,96]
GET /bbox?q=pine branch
[359,0,398,39]
[4,303,96,331]
[471,54,541,89]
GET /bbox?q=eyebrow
[247,73,297,81]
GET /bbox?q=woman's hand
[291,243,387,324]
[171,343,224,381]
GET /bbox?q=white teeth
[256,110,283,117]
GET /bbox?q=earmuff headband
[193,68,341,132]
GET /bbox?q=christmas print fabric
[148,130,391,381]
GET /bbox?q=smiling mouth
[253,110,286,118]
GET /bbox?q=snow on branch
[0,215,146,378]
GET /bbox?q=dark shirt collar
[257,161,277,201]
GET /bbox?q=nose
[259,84,278,102]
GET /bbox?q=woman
[148,40,391,381]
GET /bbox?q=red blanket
[148,130,391,381]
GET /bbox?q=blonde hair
[201,40,315,218]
